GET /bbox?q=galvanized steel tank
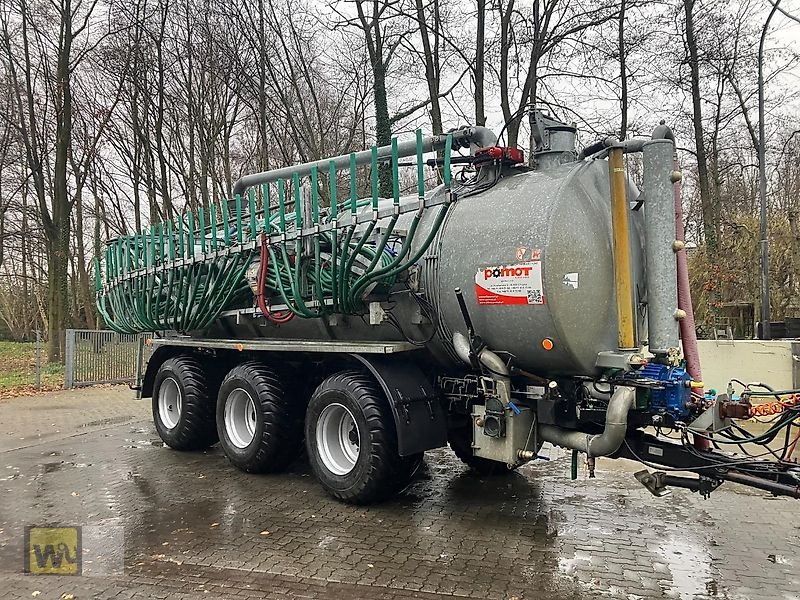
[425,159,645,376]
[212,158,645,378]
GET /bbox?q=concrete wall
[696,340,797,393]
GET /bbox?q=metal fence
[64,329,152,389]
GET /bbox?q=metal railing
[64,329,153,389]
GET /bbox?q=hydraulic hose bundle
[96,197,258,333]
[257,133,453,319]
[96,131,454,333]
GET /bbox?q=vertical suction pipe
[608,147,636,349]
[673,158,702,387]
[642,139,681,356]
[673,154,709,450]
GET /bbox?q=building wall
[696,340,796,394]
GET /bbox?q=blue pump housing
[632,363,692,421]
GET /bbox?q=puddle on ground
[658,535,717,599]
[557,550,593,576]
[123,439,165,449]
[39,461,94,474]
[82,416,133,428]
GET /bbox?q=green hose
[97,130,453,333]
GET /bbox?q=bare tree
[494,1,618,152]
[683,0,716,252]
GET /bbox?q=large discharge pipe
[232,126,497,196]
[539,387,635,457]
[643,139,681,356]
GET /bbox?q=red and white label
[475,262,544,305]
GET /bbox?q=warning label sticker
[474,262,544,305]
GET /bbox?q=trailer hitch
[616,432,800,500]
[635,469,723,499]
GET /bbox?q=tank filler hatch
[529,110,578,169]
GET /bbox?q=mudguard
[350,354,448,456]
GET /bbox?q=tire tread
[218,361,303,473]
[153,355,217,451]
[307,370,409,504]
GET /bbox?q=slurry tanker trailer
[97,111,800,504]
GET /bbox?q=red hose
[258,233,294,324]
[673,158,708,449]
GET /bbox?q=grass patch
[0,341,64,397]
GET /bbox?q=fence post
[64,329,76,389]
[35,330,42,389]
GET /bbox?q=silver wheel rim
[224,388,257,449]
[158,377,182,430]
[316,403,360,476]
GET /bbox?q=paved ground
[0,387,797,600]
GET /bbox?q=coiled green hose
[96,131,453,333]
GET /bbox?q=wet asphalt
[0,386,797,599]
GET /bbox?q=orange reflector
[236,343,244,352]
[542,338,554,351]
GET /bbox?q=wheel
[448,418,515,476]
[216,361,303,473]
[152,355,218,450]
[305,370,411,504]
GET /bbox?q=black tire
[216,361,303,473]
[305,370,410,504]
[152,355,218,451]
[448,421,515,476]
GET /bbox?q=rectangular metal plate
[149,337,420,355]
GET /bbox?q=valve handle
[454,287,474,338]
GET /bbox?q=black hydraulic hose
[722,471,800,499]
[578,139,611,160]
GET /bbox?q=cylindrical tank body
[427,159,644,375]
[209,158,645,377]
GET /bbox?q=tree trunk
[257,0,269,175]
[93,179,104,329]
[21,177,30,335]
[75,190,96,329]
[684,0,716,253]
[526,73,539,166]
[355,0,393,197]
[47,0,75,363]
[414,0,443,135]
[373,56,392,197]
[475,0,486,126]
[45,233,68,363]
[156,5,173,219]
[498,0,515,141]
